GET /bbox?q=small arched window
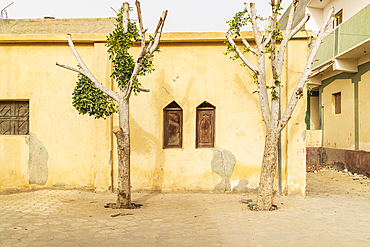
[196,102,215,148]
[163,101,183,149]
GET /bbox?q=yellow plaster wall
[310,96,320,130]
[306,130,322,147]
[0,38,112,190]
[322,79,354,149]
[109,36,309,195]
[115,41,267,192]
[0,23,309,195]
[283,40,308,195]
[359,70,370,151]
[0,136,29,188]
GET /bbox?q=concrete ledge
[0,17,309,43]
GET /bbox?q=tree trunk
[113,98,132,209]
[256,128,280,210]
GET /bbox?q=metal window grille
[0,101,29,135]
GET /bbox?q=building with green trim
[305,0,370,175]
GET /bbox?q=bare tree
[225,0,334,210]
[57,1,167,208]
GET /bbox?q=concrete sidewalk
[0,190,370,246]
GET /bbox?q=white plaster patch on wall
[25,133,49,186]
[230,179,239,190]
[288,181,304,194]
[287,173,305,195]
[211,147,236,192]
[247,174,260,189]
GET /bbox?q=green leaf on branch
[226,8,250,38]
[106,8,139,90]
[271,89,278,99]
[72,73,117,119]
[106,6,158,91]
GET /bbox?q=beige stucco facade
[322,79,355,150]
[308,60,370,153]
[0,18,308,195]
[359,69,370,151]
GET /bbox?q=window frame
[333,9,343,28]
[163,101,183,149]
[333,92,341,114]
[0,100,29,135]
[196,102,215,148]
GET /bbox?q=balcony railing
[312,4,370,69]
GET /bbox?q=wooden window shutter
[334,92,341,114]
[0,101,29,135]
[164,101,183,148]
[196,102,215,148]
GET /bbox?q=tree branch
[277,6,310,72]
[60,34,119,102]
[249,3,262,50]
[277,0,297,56]
[279,8,335,131]
[149,10,167,55]
[241,38,256,54]
[262,16,272,44]
[269,0,294,126]
[56,62,84,75]
[137,87,150,92]
[244,3,272,125]
[269,0,282,75]
[263,33,272,48]
[135,0,146,51]
[288,14,310,41]
[122,2,129,33]
[124,4,167,99]
[226,34,259,75]
[257,55,272,127]
[147,10,167,54]
[123,1,147,99]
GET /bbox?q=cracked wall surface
[211,147,236,192]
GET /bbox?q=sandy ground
[306,168,370,197]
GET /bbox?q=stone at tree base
[104,202,142,209]
[241,198,252,204]
[53,183,65,187]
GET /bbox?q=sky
[1,0,292,32]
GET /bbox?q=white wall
[306,7,323,32]
[307,0,370,33]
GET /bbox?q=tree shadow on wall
[131,69,196,200]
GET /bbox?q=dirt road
[306,168,370,197]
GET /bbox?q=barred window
[0,101,29,135]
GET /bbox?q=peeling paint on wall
[211,147,236,192]
[26,133,48,185]
[301,130,306,142]
[232,179,249,193]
